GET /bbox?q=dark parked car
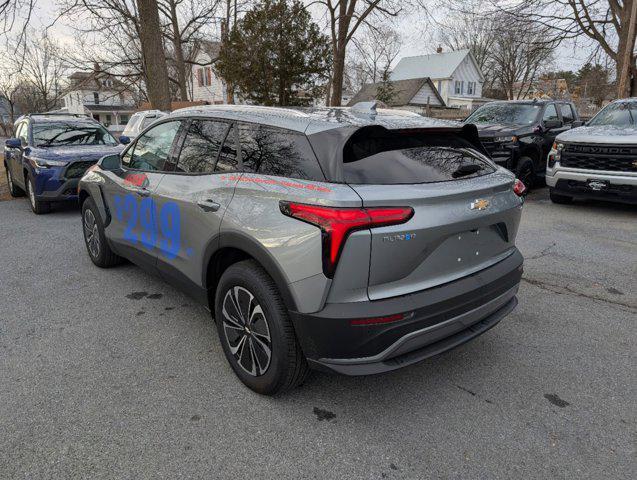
[464,100,582,188]
[3,113,125,214]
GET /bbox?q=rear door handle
[198,199,221,212]
[134,187,151,197]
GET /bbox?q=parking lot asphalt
[0,190,635,479]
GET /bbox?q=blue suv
[4,114,125,214]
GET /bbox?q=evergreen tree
[375,69,397,105]
[216,0,331,106]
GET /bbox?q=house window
[120,115,129,124]
[436,80,442,93]
[105,114,112,124]
[467,82,475,95]
[93,92,99,104]
[454,81,461,95]
[197,67,213,87]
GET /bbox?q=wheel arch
[204,232,298,313]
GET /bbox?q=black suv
[464,100,581,188]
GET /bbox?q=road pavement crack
[522,276,637,312]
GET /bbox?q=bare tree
[351,24,401,84]
[20,33,68,111]
[0,0,36,47]
[489,18,557,99]
[158,0,220,101]
[482,0,637,97]
[316,0,410,106]
[136,0,171,109]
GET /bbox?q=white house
[190,40,226,104]
[390,49,487,109]
[62,66,136,130]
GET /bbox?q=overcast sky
[26,0,591,73]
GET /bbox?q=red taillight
[280,201,414,277]
[513,179,527,197]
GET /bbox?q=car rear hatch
[341,126,523,300]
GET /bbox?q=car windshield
[465,104,542,125]
[588,102,637,127]
[33,122,118,147]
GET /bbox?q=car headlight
[30,158,68,168]
[547,142,563,168]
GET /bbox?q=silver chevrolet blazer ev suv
[78,103,525,395]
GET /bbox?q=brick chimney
[436,46,443,54]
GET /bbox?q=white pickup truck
[546,98,637,205]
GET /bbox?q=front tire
[25,174,50,214]
[5,167,24,197]
[215,260,309,395]
[516,157,536,191]
[549,188,573,204]
[82,197,123,267]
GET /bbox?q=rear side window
[176,120,229,174]
[343,129,495,185]
[560,104,575,124]
[237,123,324,180]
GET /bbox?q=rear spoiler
[307,123,490,183]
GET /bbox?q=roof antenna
[351,101,377,114]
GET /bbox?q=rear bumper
[290,249,523,375]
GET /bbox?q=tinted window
[238,124,323,180]
[465,104,541,125]
[542,104,559,122]
[177,120,228,174]
[216,125,239,172]
[560,104,574,124]
[124,120,181,171]
[343,130,495,184]
[32,122,117,147]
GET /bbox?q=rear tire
[82,197,123,267]
[549,188,573,205]
[25,174,50,214]
[5,167,24,197]
[516,157,536,191]
[215,260,309,395]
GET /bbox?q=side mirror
[119,135,131,145]
[98,154,122,171]
[543,119,562,130]
[5,138,22,149]
[571,120,584,128]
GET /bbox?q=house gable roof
[391,49,484,82]
[347,77,444,107]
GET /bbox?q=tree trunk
[330,46,346,106]
[222,1,235,104]
[168,0,189,101]
[617,0,637,98]
[136,0,171,111]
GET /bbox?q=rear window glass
[343,129,495,185]
[238,123,324,180]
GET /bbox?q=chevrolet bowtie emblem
[471,199,490,210]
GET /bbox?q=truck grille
[561,144,637,173]
[480,139,511,164]
[63,160,98,179]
